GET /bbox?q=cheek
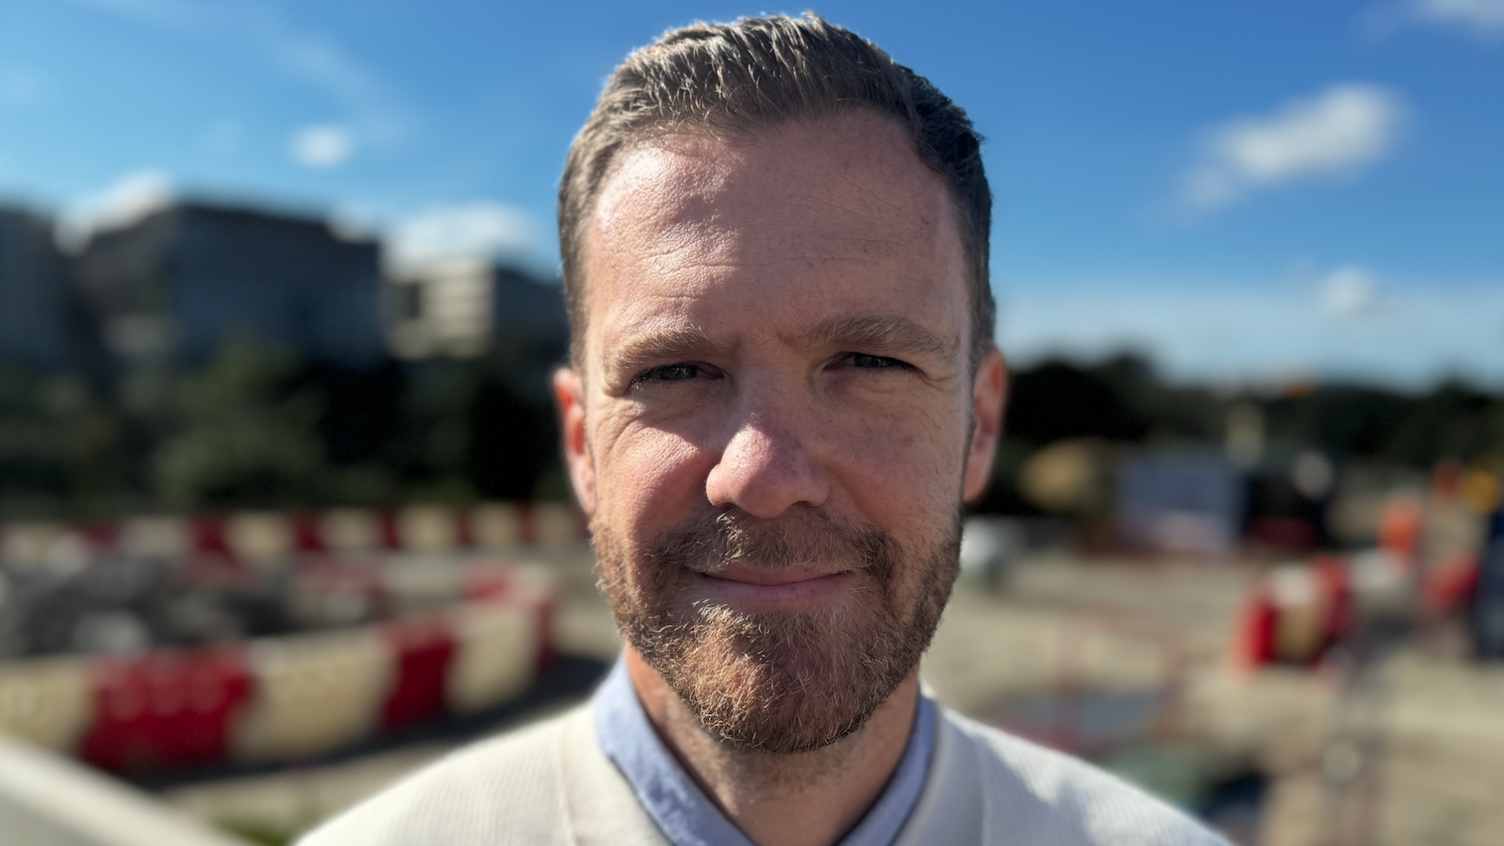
[591,420,715,538]
[817,396,969,530]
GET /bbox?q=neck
[625,646,920,846]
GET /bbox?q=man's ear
[962,346,1008,503]
[553,366,598,516]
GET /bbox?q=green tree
[0,365,131,519]
[152,337,331,509]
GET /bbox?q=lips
[693,565,859,609]
[705,564,851,585]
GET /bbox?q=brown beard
[595,508,959,754]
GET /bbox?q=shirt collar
[594,656,936,846]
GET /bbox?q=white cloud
[386,203,545,273]
[1411,0,1504,38]
[1317,265,1384,317]
[1182,84,1406,210]
[290,124,354,168]
[57,170,175,249]
[267,33,411,146]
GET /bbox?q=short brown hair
[559,13,993,370]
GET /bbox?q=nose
[705,405,830,519]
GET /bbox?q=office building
[71,202,386,368]
[386,260,566,363]
[0,206,72,370]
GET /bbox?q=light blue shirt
[594,658,937,846]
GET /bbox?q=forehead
[580,113,968,363]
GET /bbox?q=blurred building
[71,202,385,368]
[386,260,567,362]
[1116,449,1246,556]
[1116,445,1336,556]
[0,206,73,370]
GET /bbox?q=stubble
[596,508,959,754]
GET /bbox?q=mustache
[644,510,896,578]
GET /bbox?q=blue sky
[2,0,1501,388]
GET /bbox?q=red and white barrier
[0,502,589,573]
[0,561,558,773]
[81,648,253,772]
[232,628,394,765]
[448,567,556,715]
[378,615,456,733]
[1231,555,1364,670]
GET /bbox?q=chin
[595,507,960,753]
[608,559,956,754]
[670,598,911,753]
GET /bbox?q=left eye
[630,363,705,387]
[649,363,702,381]
[850,353,907,369]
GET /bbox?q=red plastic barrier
[77,523,122,558]
[190,517,232,558]
[301,557,388,595]
[535,593,559,675]
[454,508,477,549]
[1231,558,1355,672]
[79,648,253,773]
[376,510,402,550]
[4,503,584,569]
[379,616,457,733]
[1311,556,1353,659]
[463,568,515,601]
[1424,552,1481,617]
[1231,584,1278,671]
[291,512,327,552]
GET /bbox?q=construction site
[0,469,1499,846]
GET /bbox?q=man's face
[557,112,1005,752]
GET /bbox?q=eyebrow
[605,326,724,380]
[790,315,954,362]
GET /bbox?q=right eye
[631,363,708,386]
